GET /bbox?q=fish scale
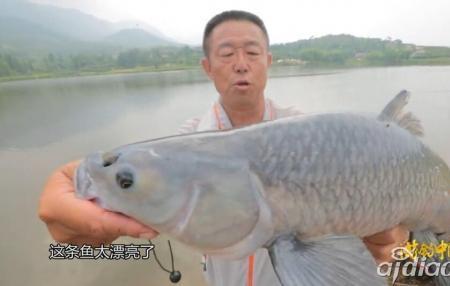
[248,112,446,236]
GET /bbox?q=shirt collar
[211,98,275,130]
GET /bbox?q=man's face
[202,20,272,109]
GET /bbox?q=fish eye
[116,170,134,189]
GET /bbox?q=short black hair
[202,10,270,56]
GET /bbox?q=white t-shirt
[178,98,302,286]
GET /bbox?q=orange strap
[247,254,255,286]
[213,103,224,130]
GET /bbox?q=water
[0,66,449,286]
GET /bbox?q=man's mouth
[235,80,250,85]
[234,80,250,89]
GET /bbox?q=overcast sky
[31,0,450,47]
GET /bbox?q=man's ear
[267,52,273,67]
[201,57,213,80]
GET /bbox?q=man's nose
[233,49,249,73]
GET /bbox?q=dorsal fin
[377,90,424,137]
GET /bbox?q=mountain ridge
[0,0,179,55]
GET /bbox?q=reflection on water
[0,66,449,286]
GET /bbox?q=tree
[0,56,12,77]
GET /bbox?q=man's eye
[221,52,234,57]
[247,49,261,57]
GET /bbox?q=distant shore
[3,33,450,83]
[2,60,450,83]
[0,65,200,83]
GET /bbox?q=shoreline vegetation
[1,35,450,83]
[0,64,202,83]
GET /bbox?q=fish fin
[377,90,424,137]
[267,234,387,286]
[412,231,450,286]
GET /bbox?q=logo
[377,240,450,283]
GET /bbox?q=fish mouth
[89,196,115,211]
[74,162,115,211]
[74,161,97,201]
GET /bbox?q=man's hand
[38,160,158,245]
[363,225,409,265]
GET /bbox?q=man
[39,10,409,285]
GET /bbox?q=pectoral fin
[268,234,387,286]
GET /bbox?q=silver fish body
[75,91,450,285]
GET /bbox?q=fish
[74,90,450,286]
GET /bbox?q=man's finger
[60,160,82,180]
[364,240,396,264]
[363,225,409,246]
[99,209,159,238]
[52,192,118,238]
[55,191,158,239]
[46,222,115,246]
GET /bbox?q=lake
[0,65,449,286]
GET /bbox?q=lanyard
[209,98,275,286]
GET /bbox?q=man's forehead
[209,20,267,47]
[217,39,263,49]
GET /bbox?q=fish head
[75,143,272,257]
[74,147,191,228]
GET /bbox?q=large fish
[75,91,450,286]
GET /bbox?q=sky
[31,0,450,47]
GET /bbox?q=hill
[0,17,71,55]
[104,29,175,48]
[1,0,116,42]
[271,34,450,67]
[0,0,177,56]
